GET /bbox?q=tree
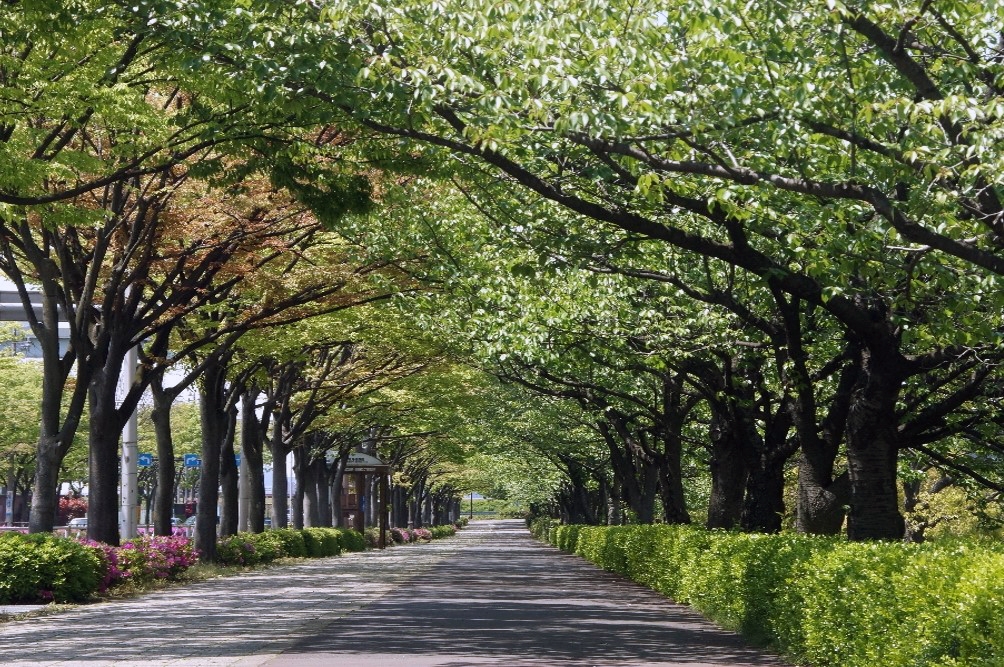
[289,0,1004,540]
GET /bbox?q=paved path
[0,520,791,667]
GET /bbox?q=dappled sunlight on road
[267,521,788,667]
[0,521,789,667]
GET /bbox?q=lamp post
[469,491,473,519]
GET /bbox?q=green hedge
[301,528,342,557]
[0,533,104,603]
[337,528,367,553]
[216,528,366,565]
[541,524,1004,667]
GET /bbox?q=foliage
[92,536,198,587]
[0,533,103,603]
[301,528,343,557]
[57,497,87,522]
[267,529,308,559]
[409,527,433,541]
[390,527,415,543]
[336,528,367,553]
[215,534,265,567]
[363,528,391,549]
[544,524,1004,667]
[429,524,456,539]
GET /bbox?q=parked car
[67,517,87,529]
[183,516,197,527]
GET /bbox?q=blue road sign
[183,454,202,468]
[138,453,153,467]
[234,454,241,467]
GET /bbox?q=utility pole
[119,344,139,539]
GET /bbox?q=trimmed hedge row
[216,527,367,566]
[533,522,1004,667]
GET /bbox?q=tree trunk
[707,408,748,530]
[302,452,320,528]
[270,416,289,529]
[29,441,61,533]
[196,360,227,562]
[314,457,331,527]
[240,389,266,533]
[845,348,906,541]
[606,477,621,525]
[741,407,795,533]
[87,372,124,545]
[329,449,347,527]
[291,447,306,529]
[792,352,858,535]
[603,422,657,524]
[218,404,239,537]
[150,380,176,537]
[741,451,787,533]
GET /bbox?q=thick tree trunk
[604,424,657,524]
[29,441,61,533]
[87,374,124,545]
[741,408,795,533]
[707,409,748,530]
[845,349,906,541]
[27,274,89,534]
[150,381,177,537]
[240,390,266,533]
[196,360,227,562]
[218,405,239,537]
[741,452,787,533]
[292,447,306,529]
[792,353,858,535]
[314,458,331,527]
[270,416,289,529]
[302,453,320,527]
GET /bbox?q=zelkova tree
[258,0,1004,541]
[0,2,384,540]
[139,1,1004,538]
[141,182,402,542]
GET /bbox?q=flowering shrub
[58,496,87,523]
[390,527,412,543]
[92,536,199,585]
[216,535,260,566]
[410,527,432,541]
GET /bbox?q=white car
[67,517,87,529]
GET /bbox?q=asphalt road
[0,520,791,667]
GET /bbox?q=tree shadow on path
[273,521,791,667]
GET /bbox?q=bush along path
[532,520,1004,667]
[0,520,482,667]
[0,520,466,606]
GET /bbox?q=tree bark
[87,367,125,545]
[151,379,177,537]
[240,389,267,533]
[291,446,306,529]
[196,359,227,562]
[845,346,907,540]
[218,403,239,537]
[707,407,749,530]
